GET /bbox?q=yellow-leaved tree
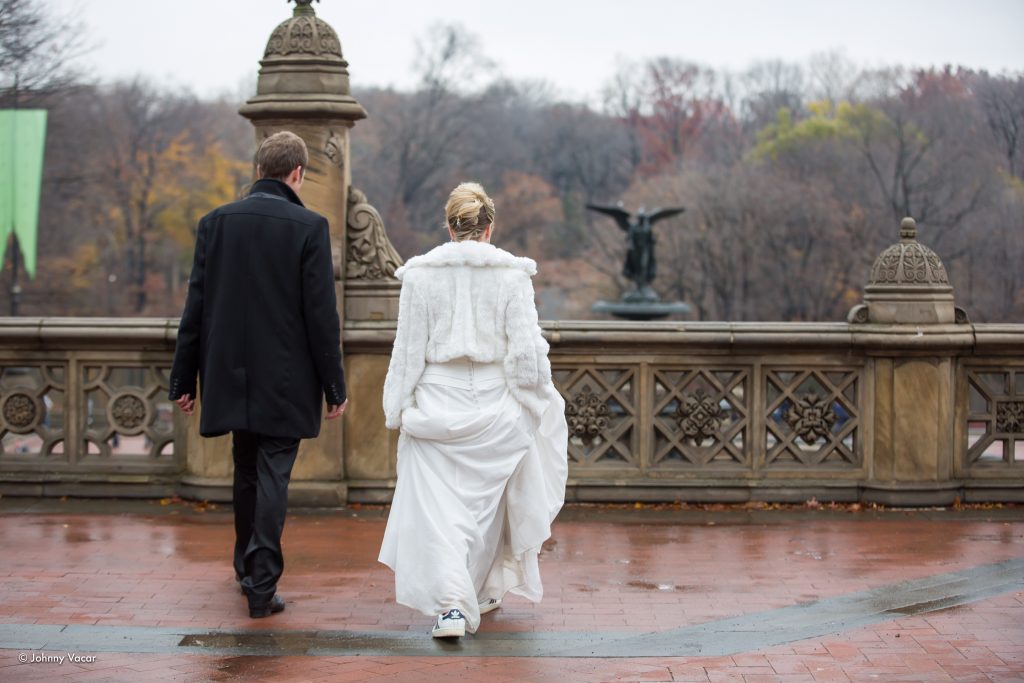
[89,81,249,314]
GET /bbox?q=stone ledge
[178,477,348,507]
[343,319,1011,352]
[963,488,1024,503]
[1,318,1019,354]
[1,478,1021,506]
[0,480,179,499]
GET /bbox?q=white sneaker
[478,598,502,615]
[432,608,466,638]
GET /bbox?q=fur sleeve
[503,271,553,418]
[382,275,428,429]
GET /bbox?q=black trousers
[232,430,300,607]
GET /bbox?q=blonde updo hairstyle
[445,182,495,242]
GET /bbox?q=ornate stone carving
[765,368,861,468]
[847,304,869,324]
[854,217,959,324]
[2,392,38,430]
[965,369,1023,467]
[346,186,403,280]
[673,389,725,444]
[996,401,1024,434]
[868,218,949,287]
[324,131,345,168]
[110,394,147,431]
[924,251,950,284]
[784,393,837,442]
[565,386,610,438]
[265,14,341,59]
[241,0,367,124]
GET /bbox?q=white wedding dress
[378,240,568,633]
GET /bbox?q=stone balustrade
[2,317,1021,505]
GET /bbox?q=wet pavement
[0,498,1022,682]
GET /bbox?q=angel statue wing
[585,203,632,232]
[642,207,686,225]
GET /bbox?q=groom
[170,131,348,618]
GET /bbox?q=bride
[379,182,568,639]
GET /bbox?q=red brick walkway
[0,499,1022,682]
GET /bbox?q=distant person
[169,131,348,619]
[379,182,568,639]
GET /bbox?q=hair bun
[444,182,496,241]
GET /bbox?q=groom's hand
[175,393,196,416]
[326,399,348,420]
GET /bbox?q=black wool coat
[169,178,346,439]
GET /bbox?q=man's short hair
[256,131,309,180]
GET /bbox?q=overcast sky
[53,0,1024,102]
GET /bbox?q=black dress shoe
[249,595,286,619]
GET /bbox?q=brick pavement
[0,499,1022,682]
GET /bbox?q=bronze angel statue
[586,203,686,302]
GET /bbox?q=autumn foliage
[3,16,1022,322]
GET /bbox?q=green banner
[0,109,48,279]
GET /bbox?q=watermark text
[17,651,97,665]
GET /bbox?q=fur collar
[396,240,537,280]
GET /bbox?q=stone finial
[867,217,949,289]
[263,11,341,60]
[290,0,319,15]
[899,216,917,240]
[240,0,366,122]
[848,216,966,325]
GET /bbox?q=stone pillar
[849,218,971,505]
[182,0,380,506]
[339,190,403,502]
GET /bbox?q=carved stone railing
[0,319,183,497]
[2,318,1022,504]
[957,326,1024,482]
[343,320,1024,505]
[541,324,873,489]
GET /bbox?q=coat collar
[396,240,537,280]
[248,178,305,208]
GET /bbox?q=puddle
[626,581,677,591]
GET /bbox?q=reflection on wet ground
[3,553,1020,659]
[0,500,1022,680]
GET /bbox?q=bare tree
[601,57,722,175]
[0,0,88,105]
[972,71,1024,179]
[85,81,227,313]
[845,69,991,257]
[0,0,89,314]
[535,103,638,264]
[601,60,646,173]
[741,60,805,132]
[807,50,862,106]
[380,23,496,248]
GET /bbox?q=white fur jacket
[382,240,553,429]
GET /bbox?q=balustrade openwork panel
[652,366,750,469]
[81,364,176,461]
[0,362,68,460]
[0,352,180,474]
[555,358,865,478]
[963,363,1024,470]
[554,366,639,470]
[763,367,862,469]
